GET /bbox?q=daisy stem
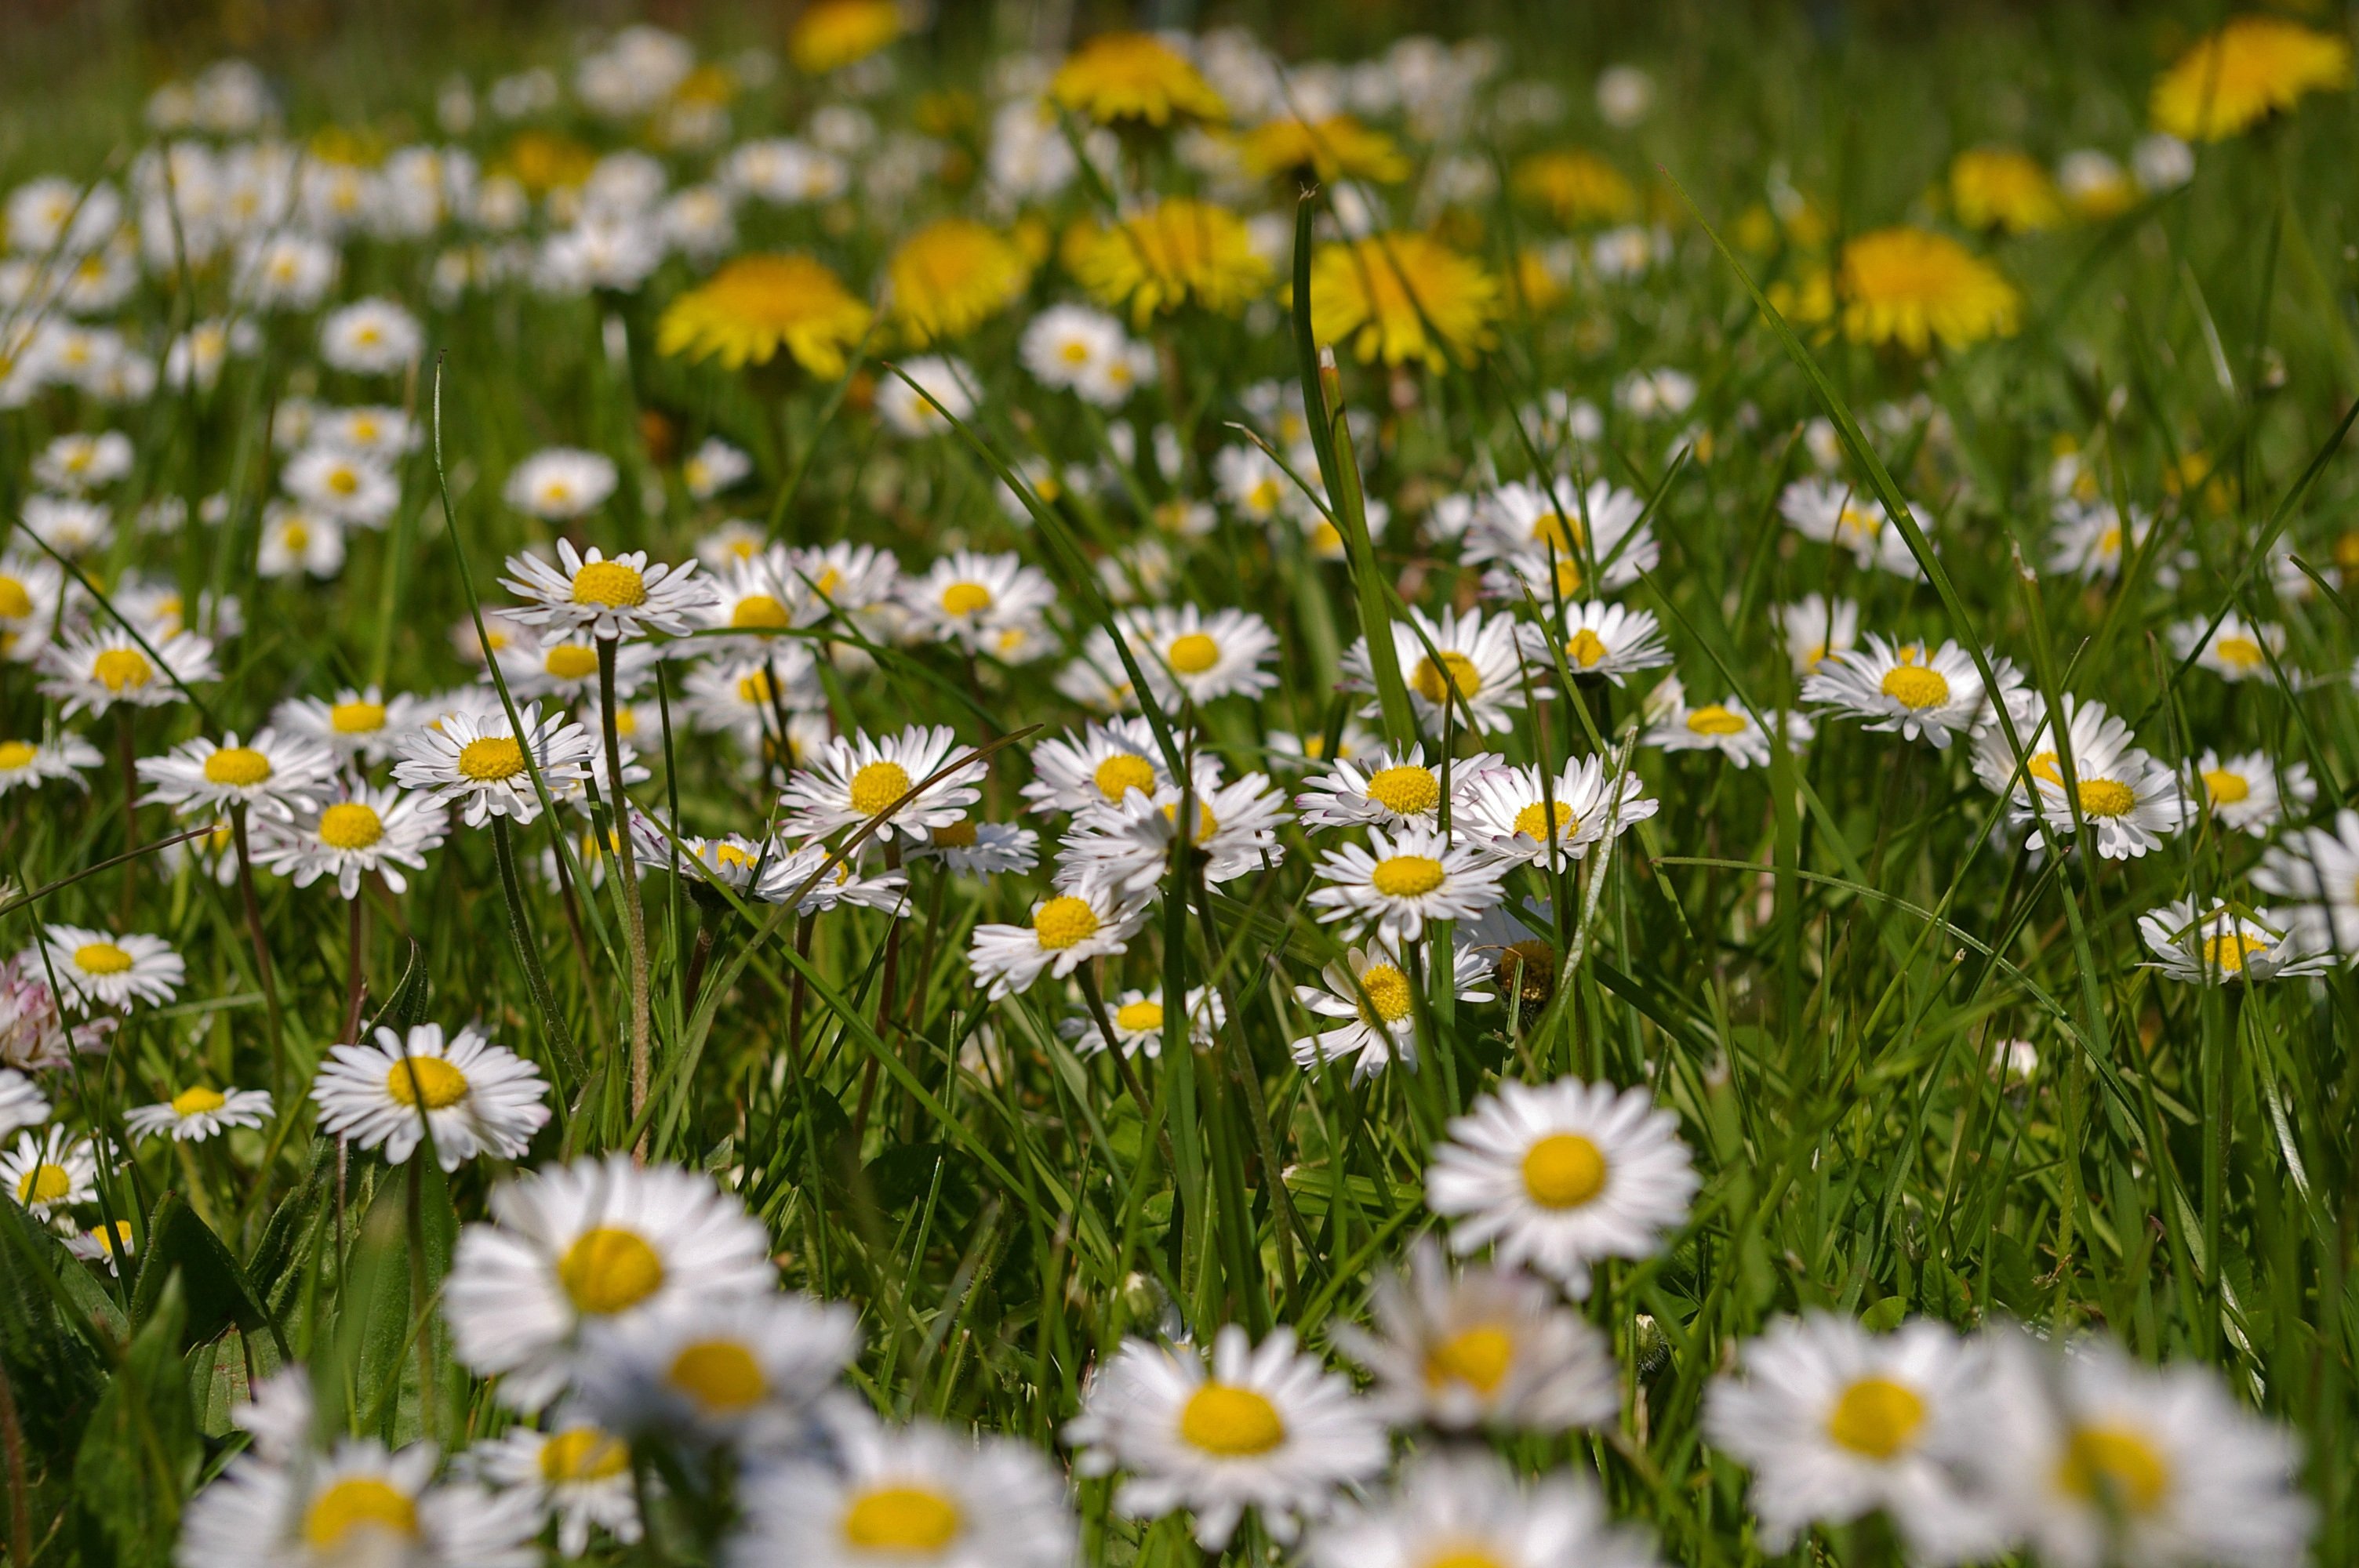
[488,814,578,1083]
[1077,965,1179,1178]
[113,708,138,926]
[597,637,654,1152]
[340,887,367,1044]
[680,902,717,1022]
[2205,983,2244,1354]
[228,804,285,1093]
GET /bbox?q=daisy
[683,436,754,499]
[1801,635,2010,748]
[900,550,1058,651]
[1467,479,1657,599]
[254,501,346,578]
[1773,594,1861,674]
[32,430,133,492]
[136,728,335,822]
[0,1069,49,1139]
[273,686,427,764]
[0,554,64,662]
[1426,1076,1699,1297]
[1021,303,1129,394]
[2047,503,2154,580]
[39,626,217,717]
[312,405,418,461]
[22,493,114,557]
[319,296,423,373]
[1642,677,1814,769]
[445,1155,776,1411]
[1021,717,1172,817]
[1976,696,2186,861]
[909,818,1040,877]
[1292,942,1491,1081]
[1065,1324,1388,1551]
[1294,744,1501,831]
[124,1083,273,1143]
[281,445,399,526]
[252,784,449,898]
[2256,810,2359,953]
[780,725,987,845]
[1516,600,1671,686]
[0,733,102,794]
[732,1408,1076,1568]
[1055,768,1288,901]
[3,1126,99,1217]
[967,889,1151,1000]
[502,540,711,641]
[394,702,596,828]
[877,354,978,438]
[66,1219,136,1274]
[29,924,184,1014]
[1063,985,1224,1060]
[1212,443,1293,522]
[2136,899,2332,985]
[680,652,826,742]
[468,1422,642,1557]
[781,540,903,628]
[2189,749,2310,837]
[1121,604,1279,706]
[1346,607,1527,735]
[178,1435,540,1568]
[504,448,620,521]
[1704,1314,1999,1562]
[576,1289,860,1450]
[496,633,660,704]
[311,1022,551,1171]
[1458,757,1658,870]
[1304,1450,1660,1568]
[1335,1240,1618,1432]
[759,841,913,916]
[693,550,799,649]
[2167,610,2288,684]
[1778,478,1928,576]
[1307,825,1507,946]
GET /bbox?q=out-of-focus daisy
[2256,809,2359,953]
[1517,600,1670,686]
[910,817,1039,877]
[66,1219,136,1274]
[1459,757,1657,870]
[282,445,399,527]
[576,1289,859,1450]
[1427,1076,1699,1297]
[2058,149,2136,219]
[272,686,427,764]
[503,448,618,521]
[782,539,903,629]
[468,1422,642,1557]
[394,702,595,828]
[255,501,346,578]
[968,889,1150,1000]
[29,924,184,1014]
[319,296,423,373]
[1020,303,1139,406]
[1056,769,1287,901]
[2188,748,2309,837]
[1467,478,1656,599]
[1064,985,1223,1060]
[2136,899,2332,985]
[1066,1324,1387,1550]
[33,430,133,492]
[2167,610,2287,684]
[878,354,980,438]
[1307,825,1507,946]
[1023,718,1172,817]
[681,652,824,743]
[1291,942,1489,1080]
[758,841,912,916]
[900,550,1057,651]
[1121,604,1279,706]
[22,494,114,557]
[2150,16,2350,142]
[445,1154,776,1411]
[2048,503,2154,580]
[497,633,659,705]
[3,1126,99,1217]
[1267,720,1379,773]
[136,728,334,822]
[0,733,102,794]
[179,1432,540,1568]
[1778,478,1928,576]
[0,1069,48,1139]
[1975,695,2185,861]
[693,550,798,647]
[124,1083,272,1143]
[311,1022,551,1171]
[657,252,874,377]
[1307,1450,1659,1568]
[1704,1313,1999,1560]
[1347,607,1527,735]
[682,436,753,500]
[780,724,986,844]
[503,540,709,642]
[39,626,217,717]
[1643,677,1813,769]
[1773,594,1860,674]
[0,554,64,662]
[252,784,448,898]
[1801,635,2012,749]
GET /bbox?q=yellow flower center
[457,737,527,781]
[74,942,133,975]
[929,818,977,848]
[1566,628,1608,669]
[841,1486,965,1552]
[1685,705,1747,736]
[1424,1324,1515,1394]
[327,467,360,497]
[0,741,35,771]
[1412,651,1482,706]
[2024,750,2061,785]
[93,648,153,691]
[18,1163,72,1204]
[571,561,647,607]
[203,746,273,786]
[736,670,777,706]
[940,581,994,617]
[319,802,385,850]
[302,1478,419,1550]
[1114,1000,1165,1032]
[1364,764,1440,815]
[2201,768,2252,805]
[1825,1375,1927,1460]
[1093,753,1156,802]
[1371,855,1445,898]
[1158,800,1219,840]
[1310,521,1343,554]
[2203,933,2270,974]
[1358,962,1414,1023]
[1521,1132,1607,1209]
[1426,1551,1509,1568]
[1513,801,1576,841]
[732,593,791,630]
[1880,665,1950,710]
[2213,634,2265,670]
[558,1226,667,1315]
[171,1087,227,1117]
[0,576,31,619]
[330,700,387,734]
[539,1428,630,1483]
[2056,1424,2171,1515]
[1059,339,1092,365]
[1033,896,1100,949]
[849,760,912,815]
[2076,779,2137,818]
[1165,633,1219,673]
[544,644,602,681]
[667,1340,767,1412]
[1179,1383,1286,1457]
[383,1056,469,1109]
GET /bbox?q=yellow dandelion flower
[1237,114,1411,184]
[1512,247,1567,312]
[1834,227,2019,354]
[496,132,597,197]
[1051,32,1227,129]
[1309,234,1503,370]
[1512,149,1637,226]
[789,0,905,76]
[887,220,1032,343]
[658,254,874,376]
[2151,16,2350,142]
[1063,200,1270,327]
[1949,147,2065,234]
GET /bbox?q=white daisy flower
[1022,303,1129,393]
[900,550,1058,651]
[502,540,711,642]
[1642,677,1813,769]
[467,1422,642,1557]
[967,890,1151,1000]
[1516,599,1671,686]
[1292,942,1492,1082]
[1704,1313,2000,1561]
[1801,635,2012,749]
[1292,742,1494,830]
[1121,604,1280,706]
[255,501,347,578]
[2047,503,2154,580]
[878,354,979,439]
[1458,757,1658,870]
[3,1126,99,1217]
[910,818,1040,877]
[1774,594,1860,674]
[780,541,903,627]
[2256,809,2359,953]
[251,784,448,898]
[38,626,216,717]
[178,1434,541,1568]
[1066,1324,1389,1550]
[2188,749,2309,837]
[445,1155,776,1411]
[780,724,986,845]
[1307,824,1507,946]
[123,1083,272,1143]
[1778,478,1928,576]
[1974,696,2186,861]
[496,633,659,704]
[282,444,399,526]
[1426,1076,1699,1297]
[759,841,913,916]
[319,296,423,373]
[1304,1450,1660,1568]
[272,685,429,764]
[0,1068,49,1140]
[32,430,133,492]
[733,1406,1077,1568]
[1055,768,1288,902]
[1021,718,1172,817]
[501,447,620,522]
[393,702,596,828]
[136,728,335,822]
[2136,899,2332,985]
[311,1022,551,1171]
[1064,985,1224,1060]
[1212,443,1293,522]
[576,1289,860,1450]
[2167,610,2288,684]
[0,732,102,794]
[22,493,114,557]
[692,550,798,646]
[311,405,418,461]
[0,554,64,663]
[1471,478,1659,601]
[1336,1239,1619,1433]
[683,436,754,499]
[66,1219,136,1274]
[1345,607,1528,736]
[28,924,184,1014]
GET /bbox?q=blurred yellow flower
[1051,33,1227,128]
[1238,115,1410,183]
[657,254,874,376]
[496,131,595,196]
[1064,200,1270,325]
[1949,147,2064,234]
[1310,234,1502,370]
[789,0,904,76]
[2151,16,2350,141]
[1833,227,2019,354]
[1512,247,1567,312]
[888,219,1032,343]
[1512,150,1636,226]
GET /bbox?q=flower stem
[598,637,655,1153]
[489,814,578,1080]
[229,804,285,1092]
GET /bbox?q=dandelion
[2151,16,2350,142]
[312,1022,551,1171]
[1949,146,2064,233]
[1065,200,1271,326]
[1051,33,1227,129]
[1239,115,1410,184]
[1834,227,2021,353]
[124,1083,271,1143]
[788,0,903,75]
[888,218,1032,343]
[27,924,184,1014]
[657,252,874,377]
[1513,149,1638,225]
[968,888,1150,1000]
[1309,233,1502,370]
[2,1126,99,1217]
[1307,825,1507,946]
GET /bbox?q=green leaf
[131,1194,276,1354]
[73,1276,199,1568]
